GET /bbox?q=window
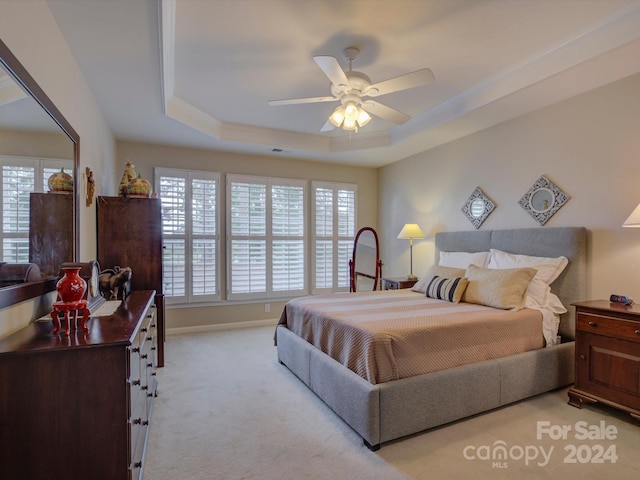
[155,168,219,304]
[312,181,356,293]
[227,174,306,300]
[0,156,72,262]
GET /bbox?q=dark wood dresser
[568,300,640,420]
[0,290,159,480]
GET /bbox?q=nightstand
[381,277,418,290]
[568,300,640,420]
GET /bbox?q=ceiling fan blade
[320,118,335,132]
[313,55,350,89]
[365,68,434,97]
[268,96,337,106]
[361,100,411,125]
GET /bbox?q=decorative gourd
[48,168,73,193]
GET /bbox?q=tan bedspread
[278,290,545,384]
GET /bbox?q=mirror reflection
[0,60,74,286]
[470,198,485,218]
[349,227,382,292]
[530,188,555,213]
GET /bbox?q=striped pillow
[425,276,469,303]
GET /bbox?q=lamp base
[406,274,418,281]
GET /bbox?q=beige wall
[116,141,378,329]
[379,73,640,303]
[0,0,116,338]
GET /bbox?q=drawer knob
[579,354,586,360]
[635,330,640,336]
[588,321,597,327]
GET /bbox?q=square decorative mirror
[461,187,495,229]
[518,175,570,225]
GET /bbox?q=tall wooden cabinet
[97,196,165,366]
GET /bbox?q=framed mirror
[518,175,569,226]
[0,39,79,309]
[349,227,382,292]
[461,187,495,229]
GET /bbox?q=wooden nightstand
[381,277,418,290]
[568,300,640,420]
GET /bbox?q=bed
[275,227,587,450]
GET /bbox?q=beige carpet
[143,326,639,480]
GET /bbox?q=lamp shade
[397,223,425,239]
[623,203,640,227]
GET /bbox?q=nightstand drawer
[577,313,640,343]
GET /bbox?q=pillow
[487,249,568,308]
[425,276,468,303]
[462,264,536,310]
[412,265,466,293]
[439,251,490,269]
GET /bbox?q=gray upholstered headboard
[435,227,588,341]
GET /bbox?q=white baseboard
[166,318,278,336]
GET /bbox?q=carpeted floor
[143,326,639,479]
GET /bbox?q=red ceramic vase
[56,266,87,303]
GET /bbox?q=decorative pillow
[462,264,537,310]
[425,276,468,303]
[487,249,568,308]
[412,265,466,293]
[439,251,490,269]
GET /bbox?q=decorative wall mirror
[0,39,79,309]
[349,227,383,292]
[461,187,495,229]
[518,175,569,225]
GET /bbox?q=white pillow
[487,249,568,309]
[439,251,490,269]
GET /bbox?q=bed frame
[276,227,588,450]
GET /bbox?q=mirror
[461,187,495,229]
[518,175,570,226]
[349,227,382,292]
[0,39,79,309]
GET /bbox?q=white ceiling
[45,0,640,167]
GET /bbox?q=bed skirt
[276,324,575,450]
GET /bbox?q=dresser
[0,290,158,480]
[568,300,640,420]
[381,277,418,290]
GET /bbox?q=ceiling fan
[268,47,435,132]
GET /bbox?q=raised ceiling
[46,0,640,167]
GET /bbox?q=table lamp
[397,223,425,281]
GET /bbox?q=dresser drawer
[577,312,640,343]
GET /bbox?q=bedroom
[1,0,640,478]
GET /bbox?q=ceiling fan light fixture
[357,108,371,127]
[329,105,346,127]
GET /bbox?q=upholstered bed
[275,227,587,450]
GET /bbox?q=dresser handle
[588,321,597,327]
[635,330,640,336]
[579,354,586,360]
